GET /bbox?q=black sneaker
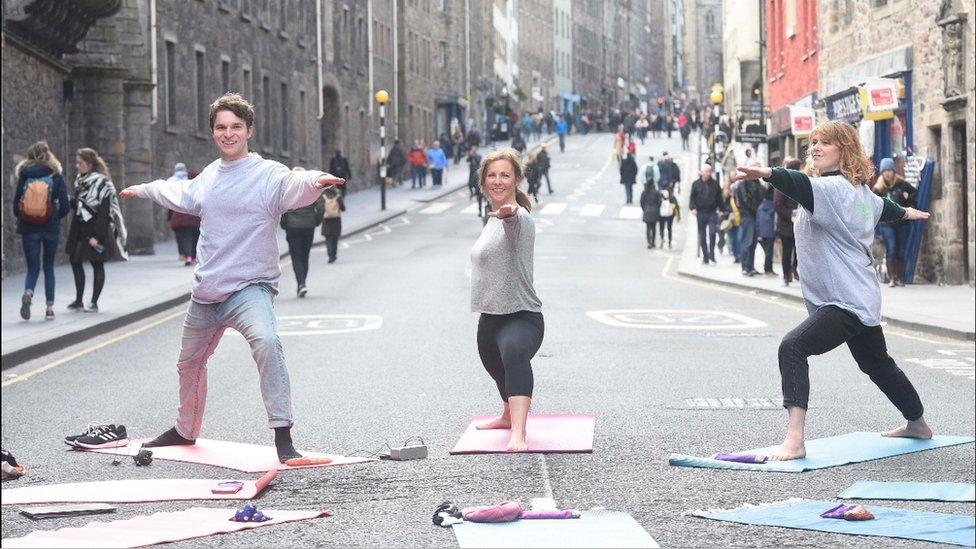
[74,424,128,449]
[64,423,113,447]
[67,301,84,311]
[20,292,32,320]
[83,303,99,313]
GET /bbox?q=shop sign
[864,82,898,112]
[735,123,767,144]
[790,106,815,136]
[859,87,894,121]
[826,89,862,122]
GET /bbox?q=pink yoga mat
[1,507,329,548]
[84,438,376,473]
[450,413,596,454]
[1,470,277,505]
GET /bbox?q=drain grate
[681,397,782,409]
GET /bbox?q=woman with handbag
[321,186,345,264]
[65,148,128,313]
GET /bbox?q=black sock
[143,426,195,448]
[274,426,302,462]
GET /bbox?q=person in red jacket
[166,164,201,266]
[408,140,428,189]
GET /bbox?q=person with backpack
[639,181,662,248]
[639,155,660,190]
[13,141,71,321]
[657,187,680,249]
[281,167,325,297]
[321,186,345,263]
[65,147,128,313]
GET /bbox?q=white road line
[460,203,480,215]
[419,201,454,214]
[580,203,606,217]
[540,202,568,215]
[618,206,643,219]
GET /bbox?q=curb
[0,209,412,370]
[677,268,975,342]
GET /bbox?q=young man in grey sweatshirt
[121,93,344,462]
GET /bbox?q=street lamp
[375,89,390,211]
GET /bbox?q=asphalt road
[2,132,974,548]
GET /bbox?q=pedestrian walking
[536,144,553,194]
[612,127,625,163]
[280,167,325,297]
[872,157,917,287]
[639,181,662,248]
[689,164,722,264]
[329,149,351,197]
[440,133,454,168]
[734,161,764,276]
[657,152,680,191]
[639,155,660,190]
[680,117,692,151]
[555,116,568,152]
[14,141,71,321]
[524,152,542,203]
[166,163,201,266]
[756,182,777,276]
[120,93,345,462]
[427,140,448,187]
[619,153,638,204]
[320,186,345,264]
[469,148,543,453]
[386,139,407,186]
[775,157,801,286]
[658,188,680,249]
[665,114,674,139]
[635,115,649,144]
[510,131,526,154]
[732,120,932,461]
[721,181,742,262]
[408,140,428,188]
[65,147,128,313]
[452,130,466,165]
[626,137,637,156]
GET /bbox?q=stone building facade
[572,0,606,113]
[518,0,555,112]
[818,0,974,285]
[682,0,723,104]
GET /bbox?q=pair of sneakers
[67,301,98,313]
[20,293,56,321]
[65,423,128,449]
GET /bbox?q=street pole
[375,90,389,211]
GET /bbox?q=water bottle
[92,243,105,254]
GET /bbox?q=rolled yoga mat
[692,498,975,547]
[839,481,976,503]
[668,432,975,472]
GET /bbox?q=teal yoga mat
[668,432,975,472]
[693,499,975,547]
[839,481,976,502]
[451,510,659,548]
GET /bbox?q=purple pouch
[713,453,768,464]
[820,504,854,519]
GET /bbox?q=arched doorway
[321,86,340,164]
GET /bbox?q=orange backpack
[19,176,54,225]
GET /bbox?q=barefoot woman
[470,148,544,452]
[732,120,933,461]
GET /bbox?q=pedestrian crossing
[416,200,650,221]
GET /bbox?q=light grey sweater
[132,153,326,303]
[470,208,542,314]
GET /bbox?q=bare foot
[882,419,933,439]
[507,433,528,452]
[476,416,512,430]
[767,438,806,461]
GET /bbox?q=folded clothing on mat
[462,501,524,523]
[820,504,874,521]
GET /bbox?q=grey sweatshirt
[470,208,542,314]
[132,153,326,303]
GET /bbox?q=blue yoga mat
[452,509,659,548]
[694,499,975,547]
[840,481,976,502]
[668,432,975,472]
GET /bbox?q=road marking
[586,309,767,330]
[580,204,606,217]
[228,314,382,337]
[904,349,975,380]
[618,206,643,219]
[540,202,567,215]
[419,201,454,214]
[460,203,480,214]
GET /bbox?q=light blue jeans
[175,283,293,439]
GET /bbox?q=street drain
[679,397,782,410]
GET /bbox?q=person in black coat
[386,140,407,186]
[689,164,722,263]
[734,169,765,276]
[329,150,351,197]
[639,182,663,248]
[620,153,638,204]
[536,145,553,194]
[320,186,345,264]
[13,140,71,320]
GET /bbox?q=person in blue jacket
[13,140,71,321]
[555,116,569,152]
[426,140,448,187]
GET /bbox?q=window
[164,40,177,127]
[439,41,447,68]
[262,75,271,145]
[280,0,288,33]
[242,66,252,101]
[240,0,251,19]
[195,49,207,133]
[220,58,230,94]
[280,82,289,153]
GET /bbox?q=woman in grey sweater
[469,148,543,452]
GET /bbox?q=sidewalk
[675,216,976,340]
[1,145,499,368]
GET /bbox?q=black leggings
[778,305,923,420]
[658,216,674,245]
[477,311,544,401]
[780,236,796,282]
[644,222,657,246]
[71,260,105,305]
